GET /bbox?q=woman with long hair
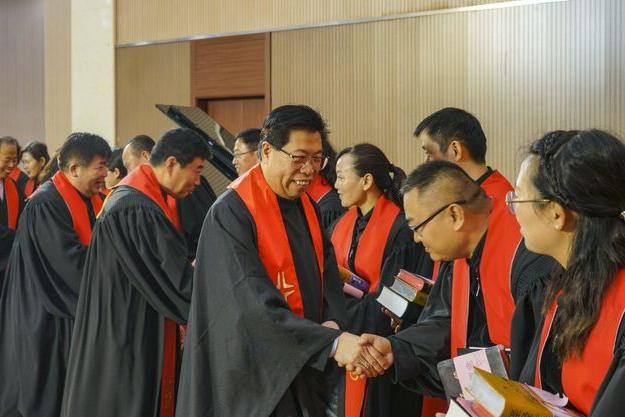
[509,129,625,416]
[331,143,432,417]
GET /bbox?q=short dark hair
[58,132,111,171]
[235,128,261,150]
[337,143,406,207]
[127,134,155,155]
[414,107,487,164]
[0,136,19,150]
[261,105,329,149]
[401,160,486,207]
[107,147,127,178]
[22,141,50,165]
[149,128,212,167]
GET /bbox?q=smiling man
[0,133,110,417]
[349,161,554,407]
[61,128,211,417]
[0,136,24,275]
[175,105,367,417]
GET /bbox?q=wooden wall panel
[0,0,45,143]
[272,0,625,182]
[192,34,267,99]
[44,0,72,151]
[116,42,191,145]
[116,0,541,45]
[202,98,267,134]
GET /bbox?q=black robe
[175,190,348,417]
[0,181,95,417]
[512,277,625,416]
[60,186,194,417]
[177,176,217,257]
[0,177,24,273]
[329,209,432,417]
[316,188,346,232]
[12,170,29,198]
[388,236,556,398]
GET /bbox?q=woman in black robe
[509,129,625,416]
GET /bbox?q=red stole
[306,174,333,203]
[9,167,23,183]
[481,170,513,201]
[535,270,625,415]
[117,163,181,417]
[24,177,36,198]
[51,172,103,245]
[330,195,400,417]
[230,165,325,317]
[331,195,400,293]
[3,178,19,230]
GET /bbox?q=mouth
[293,179,311,187]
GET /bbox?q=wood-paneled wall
[116,42,191,145]
[272,0,625,181]
[116,0,530,46]
[44,0,72,151]
[0,0,45,143]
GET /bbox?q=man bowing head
[61,128,211,417]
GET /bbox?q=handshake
[332,332,394,379]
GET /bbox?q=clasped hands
[332,332,393,379]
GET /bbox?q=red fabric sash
[3,178,19,230]
[51,172,102,245]
[231,165,325,317]
[9,167,23,182]
[450,171,519,357]
[480,170,513,201]
[24,177,36,198]
[306,174,333,203]
[331,195,400,293]
[535,270,625,415]
[117,163,181,417]
[330,195,400,417]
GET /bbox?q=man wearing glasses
[176,105,381,417]
[349,161,554,408]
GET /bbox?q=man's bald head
[122,134,155,171]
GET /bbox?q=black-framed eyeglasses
[505,191,550,215]
[408,199,467,235]
[232,150,257,160]
[275,146,328,170]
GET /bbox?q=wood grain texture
[116,42,192,145]
[116,0,527,45]
[0,0,45,143]
[272,0,625,181]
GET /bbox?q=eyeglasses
[232,150,257,160]
[504,191,550,215]
[408,199,467,236]
[275,146,328,170]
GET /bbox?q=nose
[194,175,201,186]
[299,160,315,175]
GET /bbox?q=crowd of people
[0,105,623,417]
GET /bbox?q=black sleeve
[103,204,194,323]
[387,264,452,397]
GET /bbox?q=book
[338,266,371,293]
[437,345,511,400]
[447,398,495,417]
[390,269,433,306]
[468,368,584,417]
[376,286,409,317]
[343,282,364,299]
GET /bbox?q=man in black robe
[176,105,385,417]
[349,161,554,398]
[61,128,212,417]
[0,136,24,274]
[0,133,111,417]
[122,133,216,256]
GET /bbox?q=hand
[333,333,385,378]
[321,320,339,330]
[381,308,403,333]
[360,333,394,371]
